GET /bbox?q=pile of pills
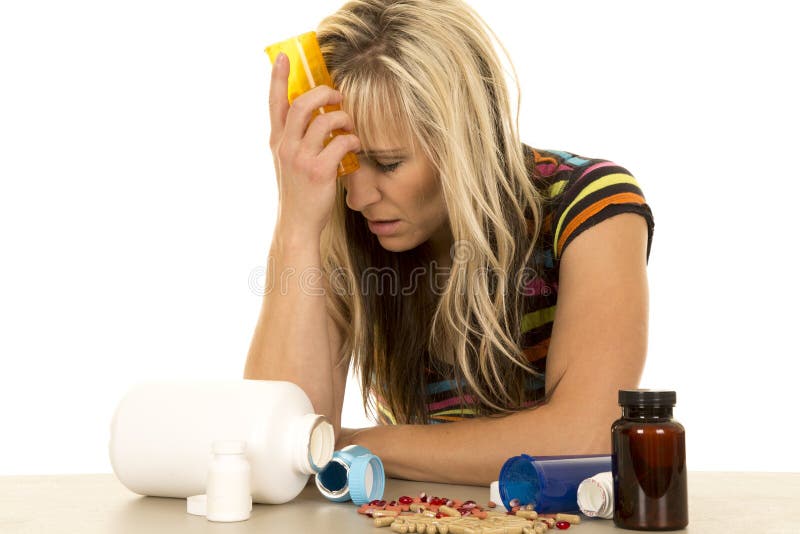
[357,492,582,533]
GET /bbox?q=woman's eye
[376,161,401,173]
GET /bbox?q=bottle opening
[308,417,334,471]
[315,457,350,498]
[498,455,540,510]
[294,414,334,474]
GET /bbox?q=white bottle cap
[577,471,614,519]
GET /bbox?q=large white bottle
[109,379,334,504]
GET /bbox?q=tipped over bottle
[109,379,335,505]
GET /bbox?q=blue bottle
[498,454,612,513]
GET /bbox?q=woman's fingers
[317,133,361,169]
[283,85,343,146]
[268,54,290,149]
[302,110,356,154]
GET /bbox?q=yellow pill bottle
[265,31,360,178]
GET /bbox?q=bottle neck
[291,413,335,475]
[622,405,673,420]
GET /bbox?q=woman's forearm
[243,226,337,432]
[342,401,614,486]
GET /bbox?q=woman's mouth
[367,219,402,236]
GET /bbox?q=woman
[246,0,654,486]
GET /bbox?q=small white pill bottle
[109,380,334,504]
[206,440,251,522]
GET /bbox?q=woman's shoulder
[522,143,654,263]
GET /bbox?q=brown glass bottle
[611,389,688,530]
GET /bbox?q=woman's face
[342,138,453,267]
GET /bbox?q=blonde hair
[317,0,546,424]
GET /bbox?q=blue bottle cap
[348,453,385,505]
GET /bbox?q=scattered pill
[539,517,555,528]
[439,505,461,517]
[358,491,586,534]
[374,510,400,517]
[555,513,581,525]
[375,516,396,527]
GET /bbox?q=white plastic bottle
[109,379,334,504]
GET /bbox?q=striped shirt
[371,145,655,424]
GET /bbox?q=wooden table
[2,472,799,533]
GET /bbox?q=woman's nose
[343,168,381,212]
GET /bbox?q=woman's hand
[268,53,361,237]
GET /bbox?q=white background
[1,0,797,476]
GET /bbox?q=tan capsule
[554,513,580,525]
[438,505,461,517]
[423,510,437,518]
[426,524,437,534]
[436,523,449,534]
[410,503,429,513]
[375,516,397,527]
[496,516,531,527]
[522,527,535,534]
[538,517,555,528]
[374,510,400,518]
[516,510,538,519]
[534,524,547,534]
[390,521,409,533]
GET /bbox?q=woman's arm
[338,213,650,486]
[244,227,348,439]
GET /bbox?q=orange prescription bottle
[265,31,360,178]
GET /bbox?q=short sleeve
[550,159,655,263]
